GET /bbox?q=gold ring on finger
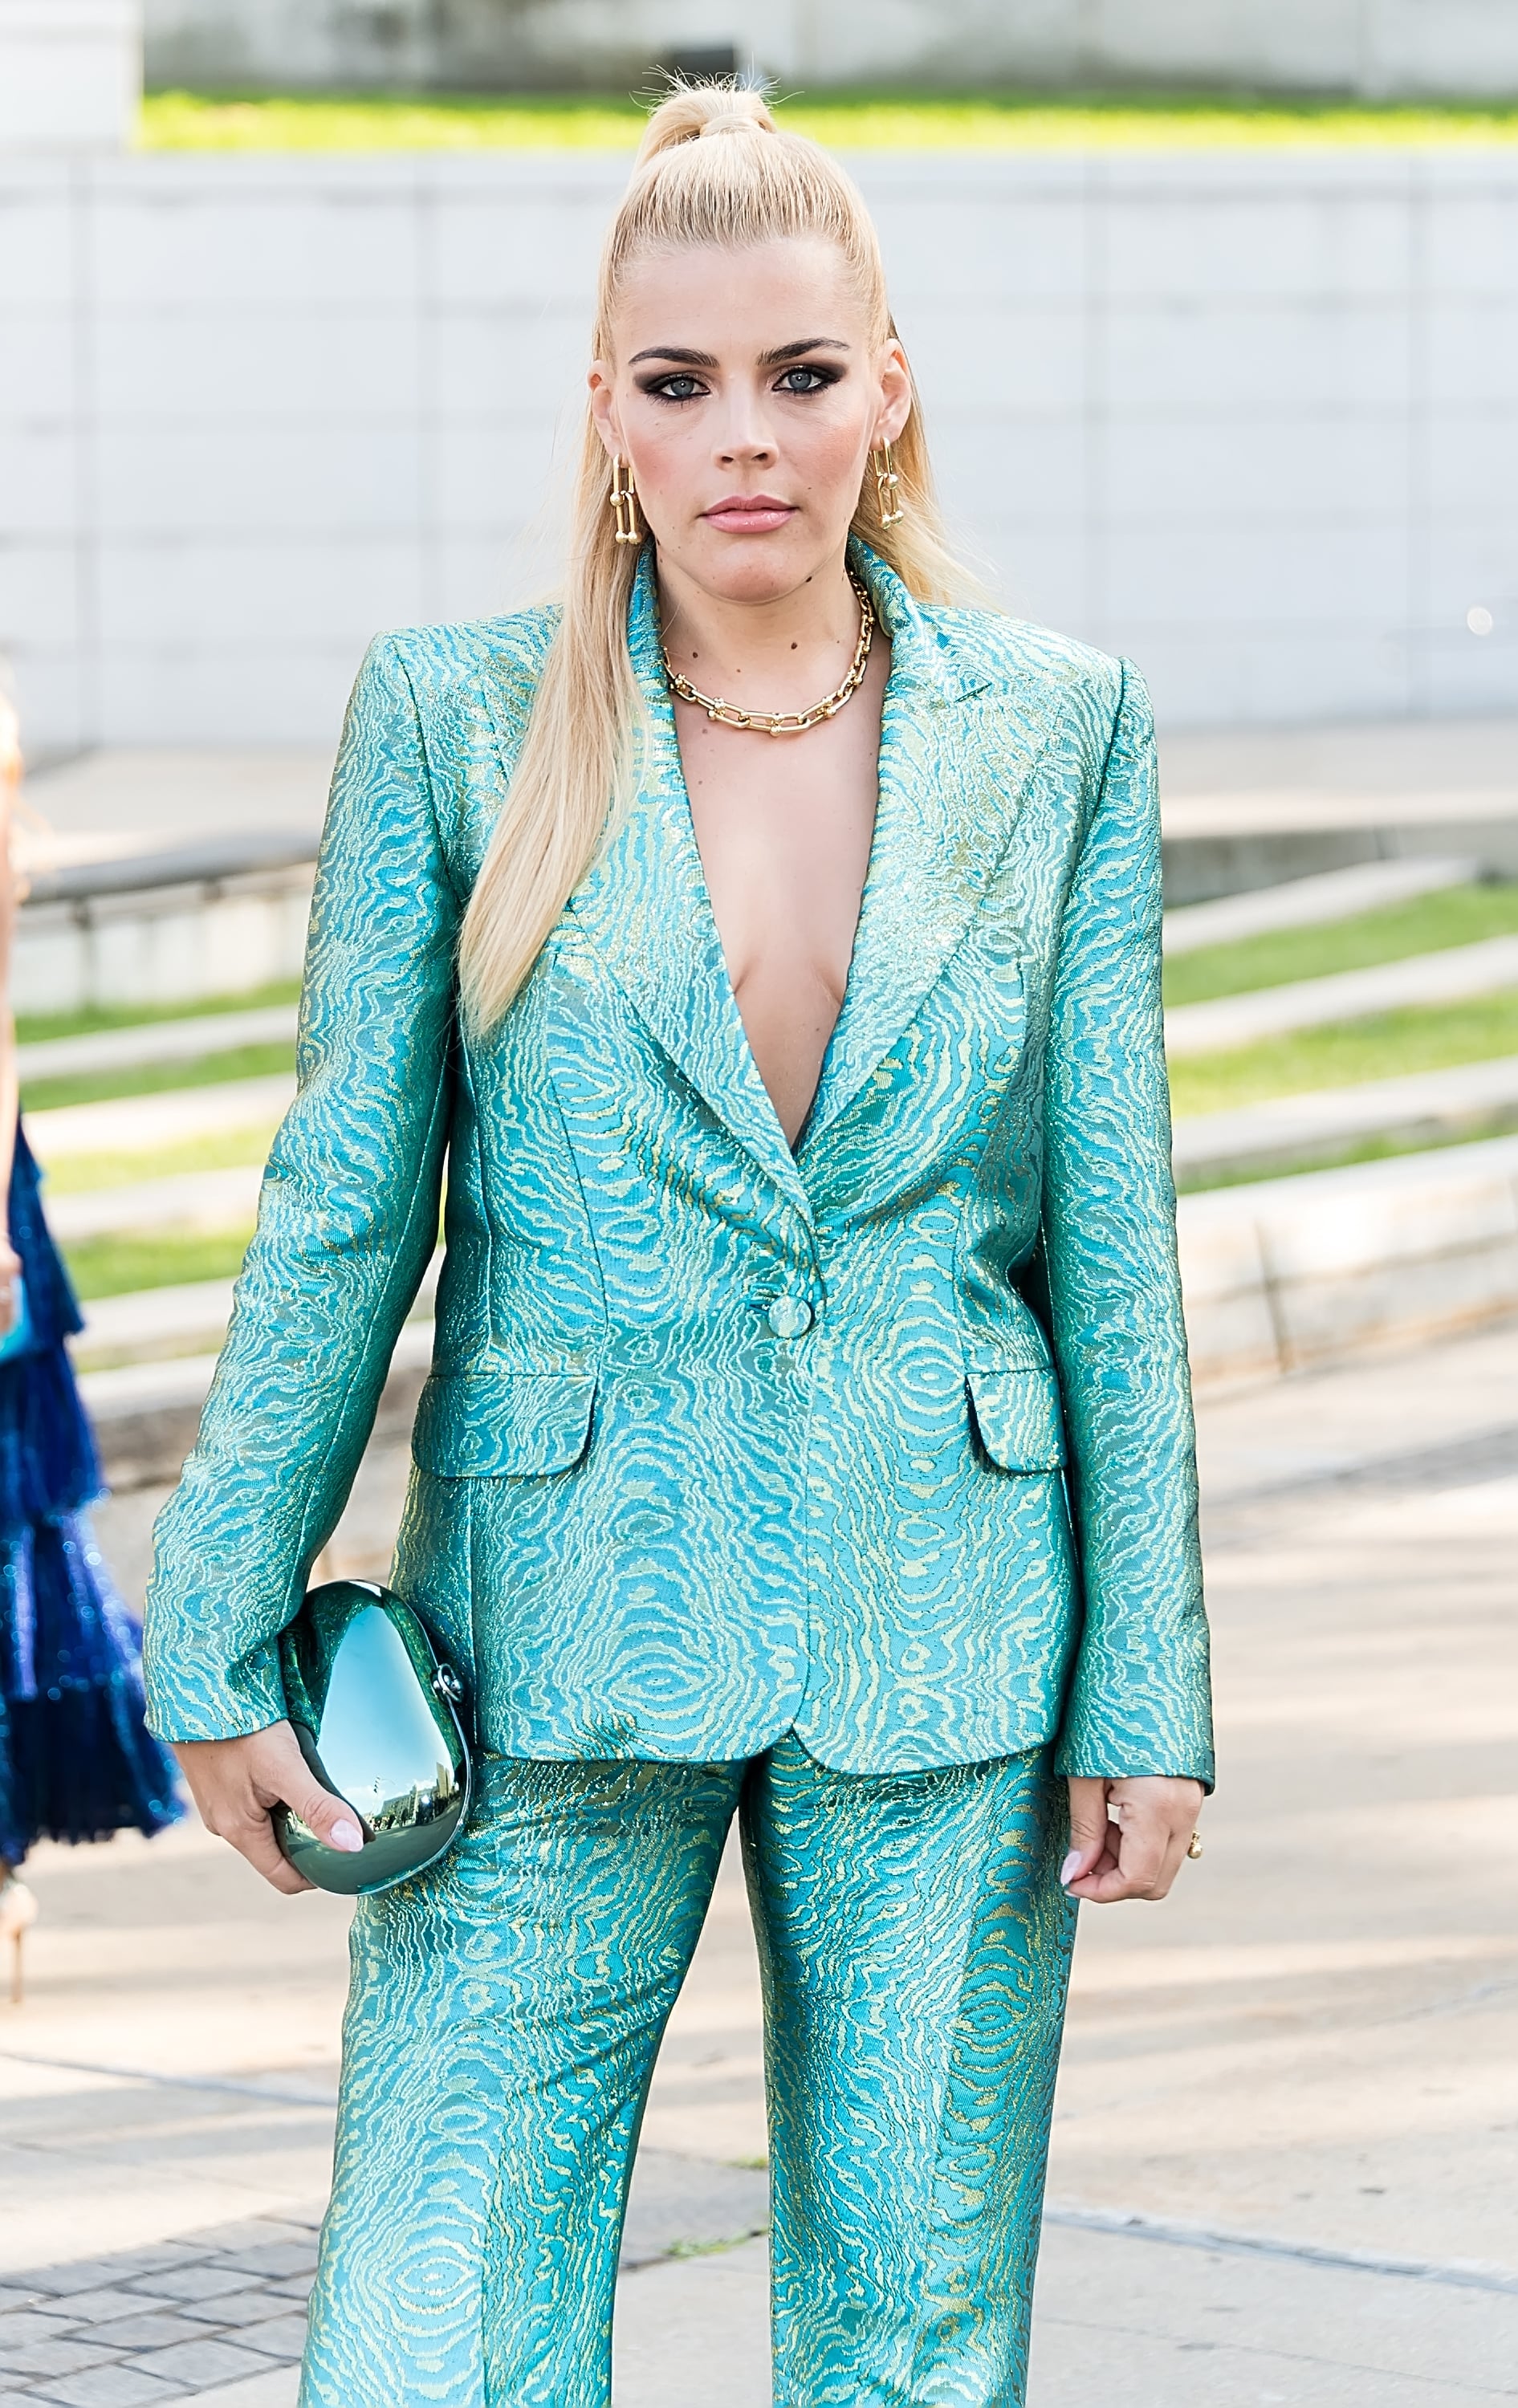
[1186,1831,1203,1861]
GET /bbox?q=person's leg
[301,1754,741,2408]
[747,1741,1076,2408]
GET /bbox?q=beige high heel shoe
[0,1867,38,2005]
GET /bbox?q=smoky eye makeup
[638,371,710,401]
[635,357,847,404]
[774,362,843,394]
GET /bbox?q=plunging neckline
[556,539,993,1217]
[659,651,895,1161]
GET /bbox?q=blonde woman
[145,85,1211,2408]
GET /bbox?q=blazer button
[767,1296,814,1339]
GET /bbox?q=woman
[144,85,1211,2408]
[0,695,181,2000]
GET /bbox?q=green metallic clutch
[273,1579,471,1897]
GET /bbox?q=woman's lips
[702,497,796,534]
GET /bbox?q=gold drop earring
[872,439,905,527]
[609,454,642,546]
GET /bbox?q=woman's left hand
[0,1235,20,1336]
[1061,1775,1204,1903]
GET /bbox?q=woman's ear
[587,364,621,459]
[873,338,914,448]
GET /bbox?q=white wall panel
[0,539,80,651]
[1424,193,1518,296]
[1425,414,1518,514]
[0,314,79,417]
[90,310,424,419]
[1103,302,1414,414]
[92,641,359,744]
[0,181,74,307]
[88,185,423,311]
[1426,303,1518,405]
[1102,416,1410,519]
[2,148,1516,751]
[429,307,597,413]
[95,535,427,647]
[0,429,78,536]
[900,302,1088,419]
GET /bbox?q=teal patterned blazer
[143,544,1213,1788]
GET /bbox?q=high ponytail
[458,82,983,1034]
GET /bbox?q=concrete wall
[140,0,1518,99]
[3,148,1516,751]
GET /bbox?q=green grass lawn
[140,87,1518,153]
[1164,882,1518,1009]
[16,980,299,1050]
[1167,990,1518,1117]
[63,1226,255,1300]
[22,1043,295,1117]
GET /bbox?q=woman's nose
[714,404,775,465]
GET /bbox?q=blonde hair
[458,81,982,1033]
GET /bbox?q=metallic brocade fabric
[302,1741,1076,2408]
[143,543,1212,1789]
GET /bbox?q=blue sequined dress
[0,1121,181,1861]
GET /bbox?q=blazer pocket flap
[967,1365,1067,1473]
[412,1372,596,1479]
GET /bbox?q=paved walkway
[0,1321,1510,2401]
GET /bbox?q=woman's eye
[777,367,830,394]
[654,374,706,401]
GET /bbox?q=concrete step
[69,1144,1518,1489]
[81,1321,435,1491]
[47,1163,266,1243]
[1178,1133,1518,1387]
[1165,934,1518,1057]
[18,1003,297,1084]
[55,1074,1516,1238]
[27,1073,295,1162]
[1171,1055,1518,1185]
[1161,855,1479,955]
[74,1276,241,1369]
[73,1257,440,1373]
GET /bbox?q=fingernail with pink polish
[331,1818,364,1853]
[1060,1849,1082,1886]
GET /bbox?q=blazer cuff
[1054,1734,1216,1795]
[143,1642,288,1748]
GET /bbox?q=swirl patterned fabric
[303,1739,1075,2408]
[142,541,1211,1791]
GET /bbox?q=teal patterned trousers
[301,1739,1077,2408]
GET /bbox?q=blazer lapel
[800,548,1027,1155]
[566,552,812,1218]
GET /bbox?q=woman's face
[589,236,911,606]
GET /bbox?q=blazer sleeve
[141,636,459,1744]
[1042,660,1215,1789]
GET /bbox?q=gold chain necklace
[661,571,875,738]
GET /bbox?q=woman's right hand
[173,1722,364,1895]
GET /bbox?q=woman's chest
[681,686,879,966]
[678,702,881,1143]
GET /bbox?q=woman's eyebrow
[759,338,852,365]
[627,337,853,368]
[629,345,720,367]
